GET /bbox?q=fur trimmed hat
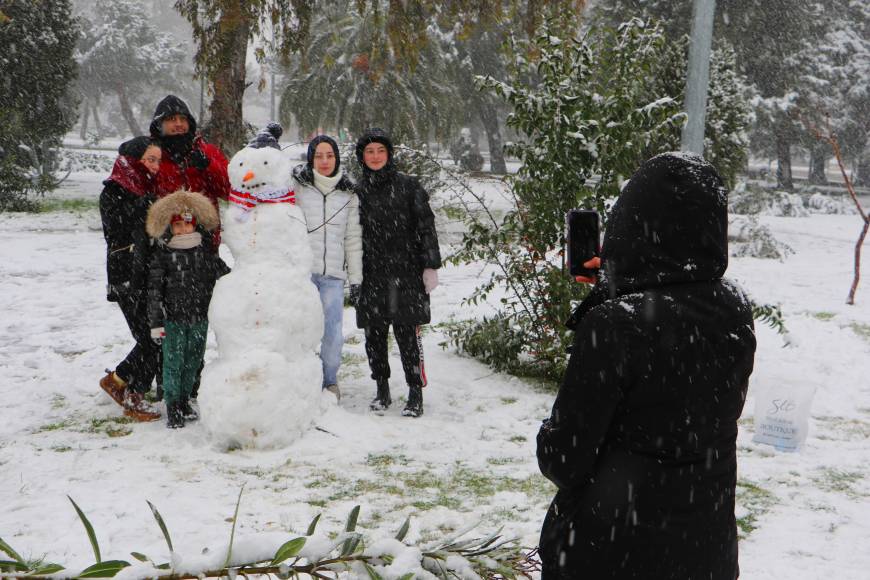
[146,190,219,238]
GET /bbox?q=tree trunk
[80,102,89,141]
[91,104,104,139]
[775,132,793,190]
[208,0,251,157]
[855,149,870,188]
[808,144,828,185]
[116,84,143,136]
[476,95,507,174]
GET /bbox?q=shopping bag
[752,382,816,451]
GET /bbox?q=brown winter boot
[122,390,161,422]
[99,370,127,408]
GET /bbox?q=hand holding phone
[574,257,601,284]
[566,209,600,280]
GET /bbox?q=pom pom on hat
[248,123,283,150]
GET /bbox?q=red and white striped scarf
[229,187,296,212]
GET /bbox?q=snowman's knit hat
[146,190,219,238]
[248,123,283,150]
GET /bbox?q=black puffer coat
[99,141,157,301]
[537,153,756,580]
[355,157,441,327]
[147,234,229,328]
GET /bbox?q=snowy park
[2,156,870,578]
[3,0,870,578]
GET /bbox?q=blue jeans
[311,274,345,387]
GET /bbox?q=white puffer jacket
[293,165,363,284]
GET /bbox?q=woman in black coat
[537,153,756,579]
[98,136,162,421]
[354,128,442,417]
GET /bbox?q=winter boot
[122,390,161,422]
[402,385,424,418]
[369,379,392,411]
[180,399,199,421]
[324,384,341,402]
[99,370,127,408]
[166,402,185,429]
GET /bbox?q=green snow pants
[162,320,208,405]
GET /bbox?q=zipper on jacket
[321,192,328,276]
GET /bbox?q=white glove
[423,268,439,294]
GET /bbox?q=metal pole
[681,0,716,155]
[270,64,276,121]
[198,6,206,124]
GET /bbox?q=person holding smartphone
[537,153,756,580]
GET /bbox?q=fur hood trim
[146,190,219,238]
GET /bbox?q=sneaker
[402,385,423,418]
[99,370,127,408]
[166,402,185,429]
[324,384,341,402]
[369,379,391,411]
[122,390,161,422]
[180,399,199,421]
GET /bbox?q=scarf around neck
[313,168,342,194]
[168,231,202,250]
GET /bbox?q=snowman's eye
[263,161,268,165]
[238,162,243,166]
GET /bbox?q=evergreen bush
[443,20,685,382]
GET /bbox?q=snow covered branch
[0,498,538,579]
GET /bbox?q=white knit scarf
[168,231,202,250]
[313,168,342,195]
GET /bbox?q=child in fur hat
[146,190,230,428]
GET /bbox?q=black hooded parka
[537,153,756,580]
[353,129,441,327]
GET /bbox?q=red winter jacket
[154,137,230,249]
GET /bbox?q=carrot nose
[242,171,255,182]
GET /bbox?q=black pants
[114,290,159,394]
[364,322,427,387]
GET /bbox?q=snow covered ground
[1,175,869,578]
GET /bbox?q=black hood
[307,134,341,177]
[600,152,728,296]
[118,135,154,159]
[355,127,393,166]
[149,95,197,139]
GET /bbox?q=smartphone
[566,209,600,278]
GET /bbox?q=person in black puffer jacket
[98,136,163,422]
[354,128,442,417]
[536,152,756,580]
[145,190,230,429]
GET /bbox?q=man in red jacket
[149,95,230,250]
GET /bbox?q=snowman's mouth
[247,182,267,189]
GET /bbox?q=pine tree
[174,0,312,155]
[642,37,752,189]
[446,20,684,379]
[77,0,185,137]
[0,0,79,207]
[591,0,826,190]
[279,0,459,146]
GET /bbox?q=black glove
[189,148,210,170]
[349,284,361,306]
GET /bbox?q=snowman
[199,123,330,450]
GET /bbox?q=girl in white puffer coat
[293,135,363,401]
